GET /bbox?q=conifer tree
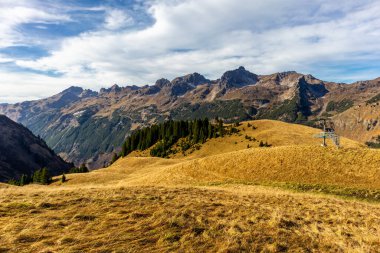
[20,174,30,186]
[111,153,118,164]
[218,119,224,137]
[208,123,213,139]
[32,169,40,183]
[80,163,89,172]
[40,167,49,185]
[121,142,127,157]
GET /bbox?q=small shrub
[259,141,271,147]
[61,174,66,183]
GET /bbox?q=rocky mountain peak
[160,73,210,97]
[275,71,298,80]
[100,84,122,94]
[61,86,84,95]
[47,86,90,109]
[111,84,122,92]
[154,78,171,88]
[80,89,98,98]
[171,72,210,87]
[220,66,258,88]
[59,86,97,98]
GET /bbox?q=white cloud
[0,3,71,47]
[2,0,380,102]
[104,9,134,30]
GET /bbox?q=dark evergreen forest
[115,118,227,160]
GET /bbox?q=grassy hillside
[1,120,380,252]
[101,146,380,190]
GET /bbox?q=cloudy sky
[1,0,380,103]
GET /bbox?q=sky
[1,0,380,103]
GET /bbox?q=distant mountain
[1,67,379,169]
[0,115,72,182]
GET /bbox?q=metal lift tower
[314,119,340,147]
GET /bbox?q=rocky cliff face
[1,67,379,169]
[0,115,72,182]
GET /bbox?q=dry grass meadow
[1,120,380,252]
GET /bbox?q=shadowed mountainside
[0,115,72,182]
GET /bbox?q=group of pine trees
[111,118,230,161]
[7,163,89,186]
[8,167,51,186]
[69,163,89,173]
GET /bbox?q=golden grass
[0,183,13,189]
[1,119,379,252]
[1,184,380,252]
[63,145,380,192]
[139,146,380,188]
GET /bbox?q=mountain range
[1,66,379,169]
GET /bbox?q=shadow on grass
[50,178,71,184]
[204,180,380,203]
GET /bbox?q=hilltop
[0,67,379,168]
[61,120,376,190]
[0,115,72,182]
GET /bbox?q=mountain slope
[0,67,379,169]
[0,115,72,182]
